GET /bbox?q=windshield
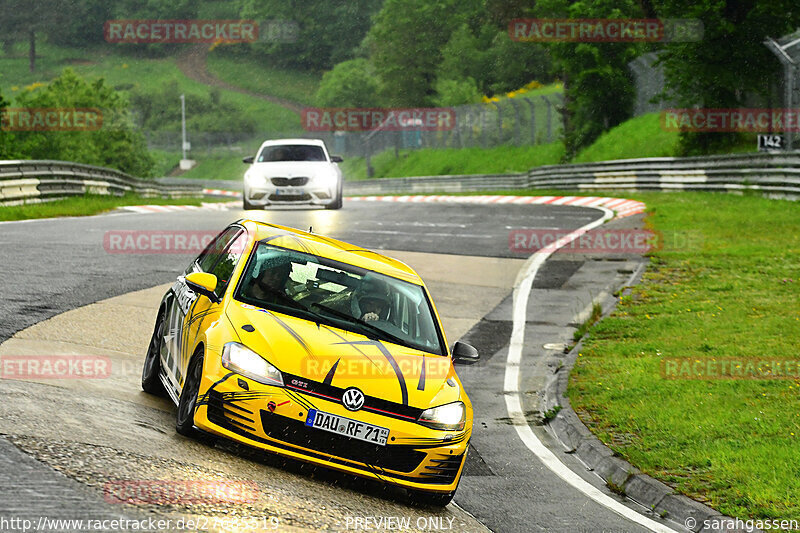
[257,145,327,162]
[234,243,444,355]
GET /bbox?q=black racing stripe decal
[284,388,316,411]
[197,372,235,406]
[323,358,340,385]
[341,340,409,406]
[417,355,426,391]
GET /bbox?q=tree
[0,0,68,72]
[13,69,154,176]
[235,0,383,71]
[653,0,800,155]
[366,0,477,106]
[0,90,17,158]
[316,59,382,107]
[433,78,483,106]
[534,0,646,159]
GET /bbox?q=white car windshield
[235,243,445,355]
[257,145,327,162]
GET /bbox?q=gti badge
[342,387,365,411]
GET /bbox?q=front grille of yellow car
[282,373,424,423]
[270,177,309,186]
[419,453,465,484]
[259,411,426,474]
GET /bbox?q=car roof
[258,138,327,148]
[239,220,423,285]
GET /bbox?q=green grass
[149,149,182,177]
[0,194,223,221]
[181,154,249,181]
[206,51,321,106]
[566,192,800,521]
[341,144,565,180]
[1,42,300,133]
[573,113,681,163]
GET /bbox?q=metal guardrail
[0,160,202,206]
[343,153,800,199]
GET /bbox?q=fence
[0,160,202,206]
[142,93,565,162]
[343,152,800,199]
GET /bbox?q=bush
[129,81,257,134]
[11,68,155,176]
[316,58,382,107]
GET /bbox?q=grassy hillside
[206,52,321,106]
[341,144,565,181]
[573,113,680,163]
[0,42,300,134]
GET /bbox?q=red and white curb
[203,188,242,198]
[120,201,238,214]
[347,195,646,219]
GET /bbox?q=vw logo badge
[342,387,365,411]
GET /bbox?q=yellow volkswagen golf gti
[141,219,479,505]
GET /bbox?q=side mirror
[330,155,343,163]
[185,272,220,304]
[452,341,479,365]
[242,156,254,164]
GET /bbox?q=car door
[160,226,244,396]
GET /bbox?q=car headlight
[316,169,338,186]
[221,342,283,386]
[245,173,266,187]
[417,401,465,431]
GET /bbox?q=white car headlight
[417,401,465,431]
[316,168,338,186]
[221,342,283,386]
[245,172,267,187]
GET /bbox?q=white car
[242,139,344,210]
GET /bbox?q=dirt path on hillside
[176,45,304,114]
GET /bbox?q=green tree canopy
[12,69,154,176]
[316,59,382,107]
[534,0,646,159]
[653,0,800,155]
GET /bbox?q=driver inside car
[243,257,294,305]
[351,278,392,322]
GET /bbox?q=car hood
[226,301,458,410]
[248,161,335,177]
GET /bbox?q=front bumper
[194,363,469,493]
[244,183,337,207]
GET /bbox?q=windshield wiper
[310,302,408,347]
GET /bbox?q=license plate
[305,409,389,446]
[275,187,303,195]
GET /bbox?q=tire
[141,308,167,395]
[243,196,257,210]
[176,350,204,436]
[325,181,343,210]
[406,488,455,507]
